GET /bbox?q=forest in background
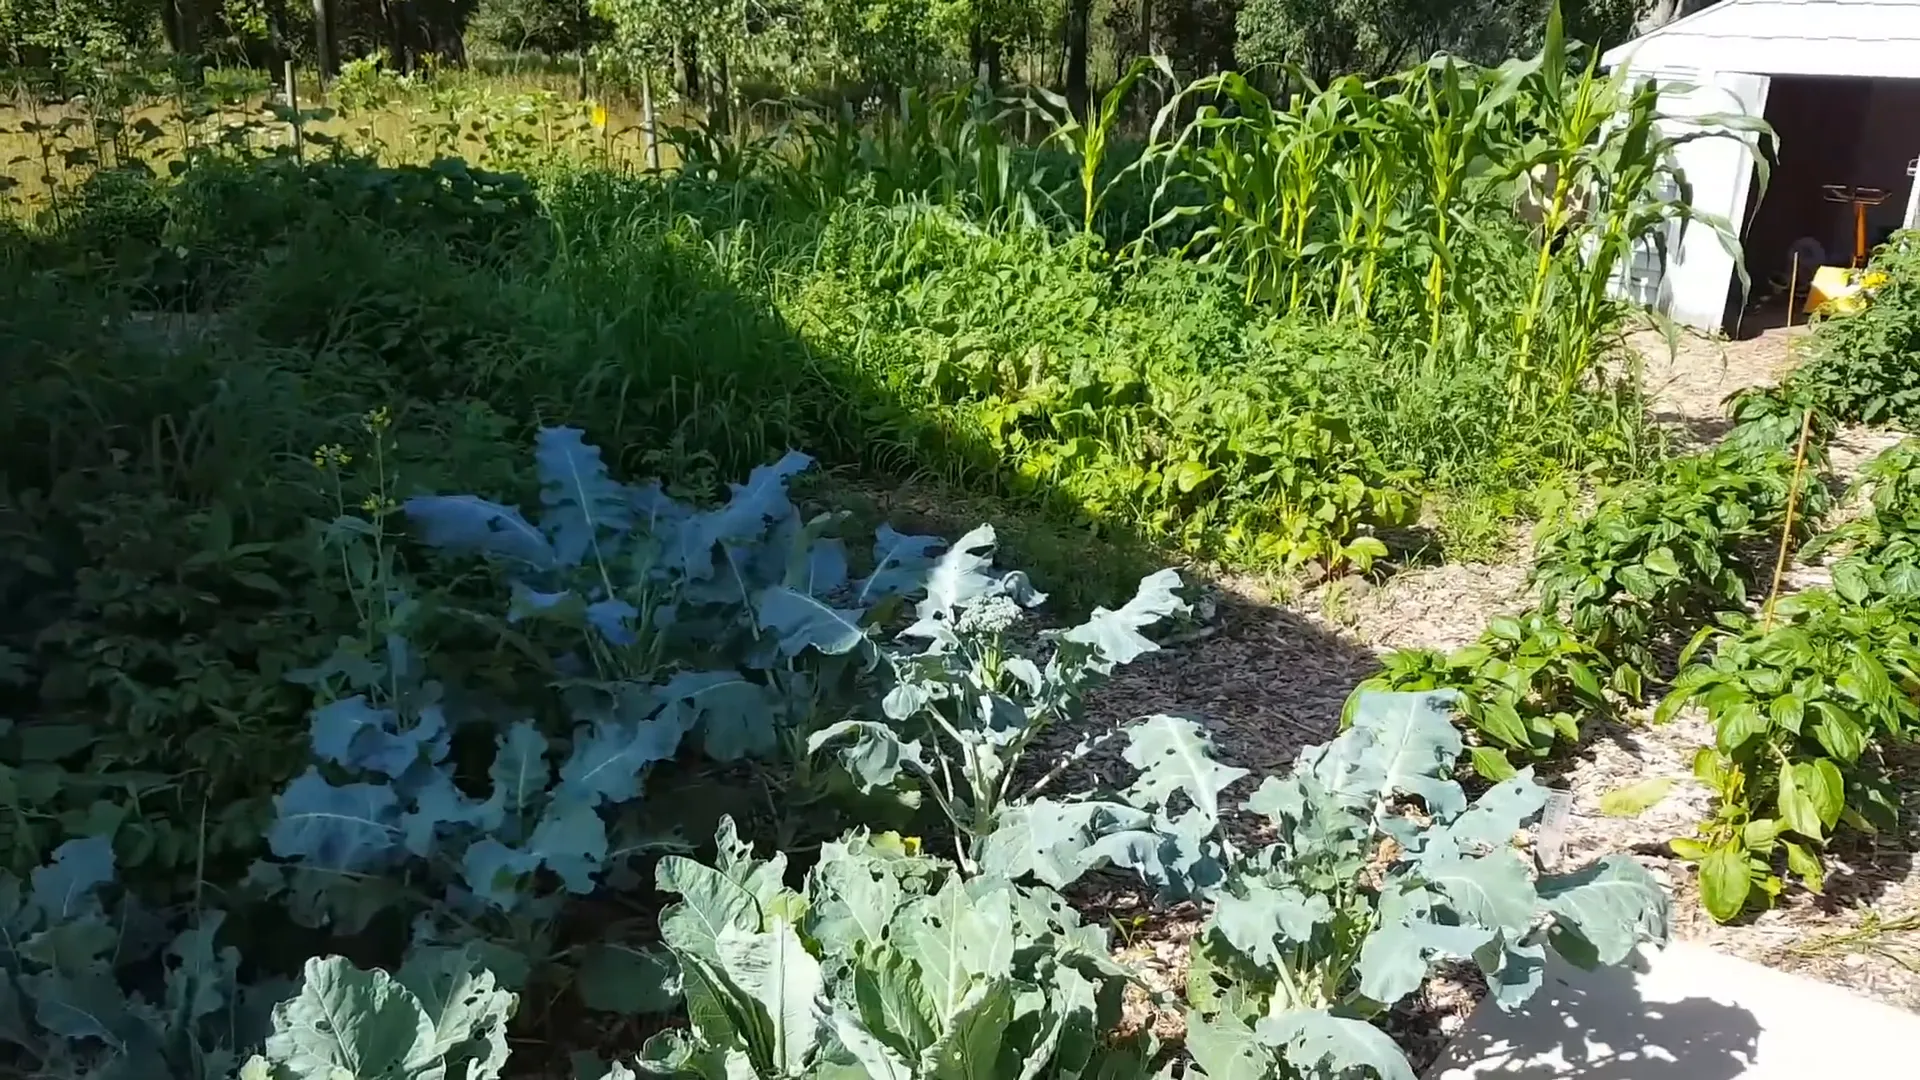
[5,0,1661,112]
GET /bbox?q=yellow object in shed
[1804,265,1874,316]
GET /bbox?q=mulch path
[1067,322,1920,1069]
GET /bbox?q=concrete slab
[1428,942,1920,1078]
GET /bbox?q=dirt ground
[1077,322,1920,1066]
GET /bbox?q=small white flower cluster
[956,595,1023,635]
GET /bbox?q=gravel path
[1073,322,1920,1064]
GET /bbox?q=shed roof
[1601,0,1920,80]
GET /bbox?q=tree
[1233,0,1648,82]
[0,0,159,70]
[313,0,337,73]
[473,0,606,56]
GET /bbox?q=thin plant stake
[1762,407,1816,631]
[1787,249,1800,328]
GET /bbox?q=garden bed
[1060,322,1920,1071]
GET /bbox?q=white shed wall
[1603,0,1920,81]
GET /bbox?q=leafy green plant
[240,951,516,1080]
[1658,589,1920,922]
[1793,232,1920,427]
[1717,384,1834,474]
[0,837,281,1079]
[636,819,1157,1079]
[1531,447,1805,695]
[1802,437,1920,603]
[815,531,1192,872]
[1178,692,1666,1080]
[1347,612,1610,779]
[255,425,947,994]
[979,691,1669,1080]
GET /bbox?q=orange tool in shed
[1823,184,1890,267]
[1805,185,1891,315]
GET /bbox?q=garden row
[2,417,1674,1080]
[1358,233,1920,924]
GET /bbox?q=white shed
[1603,0,1920,331]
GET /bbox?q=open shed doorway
[1732,75,1920,336]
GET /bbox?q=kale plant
[636,819,1159,1080]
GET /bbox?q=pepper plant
[1346,612,1609,779]
[1802,437,1920,603]
[1658,589,1920,921]
[1531,446,1802,696]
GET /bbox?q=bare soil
[1073,322,1920,1067]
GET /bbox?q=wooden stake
[641,67,661,172]
[1762,407,1816,631]
[284,60,302,160]
[1786,250,1799,328]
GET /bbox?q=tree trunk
[1065,0,1090,116]
[968,24,1002,90]
[680,35,700,100]
[641,66,661,170]
[264,0,291,69]
[383,0,414,72]
[575,0,589,98]
[163,0,201,54]
[311,0,337,78]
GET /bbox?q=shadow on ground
[1428,957,1762,1079]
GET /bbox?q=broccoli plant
[811,524,1194,872]
[0,837,282,1080]
[240,951,516,1080]
[980,691,1669,1080]
[398,426,943,772]
[1184,693,1667,1080]
[258,426,950,1003]
[636,819,1159,1080]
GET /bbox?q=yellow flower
[900,836,921,856]
[591,102,608,129]
[362,406,392,433]
[311,444,352,469]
